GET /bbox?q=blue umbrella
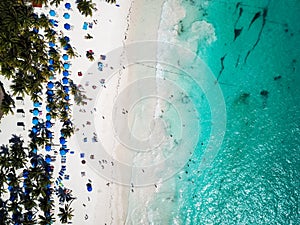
[49,58,54,65]
[49,42,55,47]
[65,3,71,9]
[47,81,54,89]
[83,22,88,30]
[46,121,52,128]
[62,77,69,84]
[86,183,92,192]
[32,117,39,125]
[46,131,52,138]
[46,90,54,96]
[46,105,51,112]
[65,105,69,109]
[46,113,51,121]
[33,108,39,116]
[23,170,29,178]
[33,102,41,107]
[60,137,66,144]
[64,95,70,101]
[45,155,51,163]
[62,54,69,60]
[64,44,71,50]
[60,149,66,156]
[63,70,69,76]
[33,27,39,34]
[64,36,70,42]
[48,65,54,71]
[32,127,38,134]
[45,144,51,151]
[49,10,56,16]
[63,86,69,93]
[63,13,70,19]
[63,63,70,69]
[64,23,71,30]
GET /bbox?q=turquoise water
[149,0,300,224]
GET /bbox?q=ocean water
[145,0,300,224]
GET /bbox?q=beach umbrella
[60,149,66,156]
[33,27,39,33]
[32,127,38,134]
[86,183,92,192]
[33,102,41,107]
[23,170,29,178]
[32,108,39,116]
[62,54,69,60]
[63,86,69,93]
[63,70,69,77]
[47,96,53,103]
[65,2,71,9]
[46,90,54,96]
[64,36,70,42]
[46,131,53,138]
[60,137,66,145]
[46,120,52,128]
[49,58,54,65]
[45,144,51,151]
[48,65,54,71]
[63,13,70,19]
[46,113,51,121]
[64,44,71,50]
[64,23,71,30]
[47,81,54,89]
[49,10,56,16]
[62,77,69,84]
[45,155,51,163]
[64,95,70,101]
[83,22,88,30]
[32,117,39,125]
[63,63,70,69]
[65,105,69,109]
[49,42,55,47]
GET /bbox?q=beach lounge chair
[17,122,25,130]
[16,109,25,117]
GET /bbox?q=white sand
[0,0,168,224]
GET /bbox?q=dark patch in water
[217,54,227,81]
[248,12,261,30]
[274,75,282,81]
[244,7,269,63]
[234,28,243,41]
[260,90,269,97]
[235,92,250,104]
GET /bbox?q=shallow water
[145,0,300,224]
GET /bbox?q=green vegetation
[0,0,117,224]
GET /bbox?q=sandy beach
[0,0,167,224]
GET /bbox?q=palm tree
[106,0,116,3]
[56,187,76,204]
[77,0,96,17]
[38,212,56,225]
[49,0,64,7]
[58,200,74,224]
